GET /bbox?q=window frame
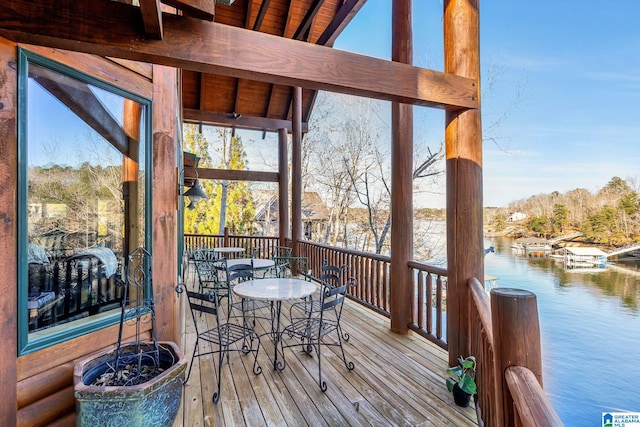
[17,48,153,355]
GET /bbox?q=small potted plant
[446,355,477,407]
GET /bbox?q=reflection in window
[20,50,150,352]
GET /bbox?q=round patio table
[233,278,316,370]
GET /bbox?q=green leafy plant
[446,355,477,395]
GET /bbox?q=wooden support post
[491,288,543,427]
[151,64,179,342]
[444,0,483,365]
[291,86,302,256]
[390,0,413,334]
[278,127,289,246]
[223,226,230,246]
[0,36,18,427]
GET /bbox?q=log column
[278,127,290,246]
[390,0,413,334]
[491,288,543,426]
[291,87,303,255]
[444,0,483,365]
[151,64,179,342]
[0,36,18,427]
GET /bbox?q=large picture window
[18,49,151,354]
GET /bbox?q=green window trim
[17,48,153,355]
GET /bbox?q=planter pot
[74,341,187,427]
[452,383,472,407]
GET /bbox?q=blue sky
[334,0,640,208]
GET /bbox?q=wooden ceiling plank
[184,108,308,132]
[161,0,214,21]
[316,0,366,46]
[0,0,478,110]
[139,0,163,39]
[293,0,325,41]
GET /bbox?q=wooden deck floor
[172,279,478,427]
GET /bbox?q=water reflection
[484,237,640,426]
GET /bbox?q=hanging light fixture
[180,165,208,205]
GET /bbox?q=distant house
[253,191,329,240]
[507,212,526,222]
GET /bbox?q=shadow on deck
[173,276,477,426]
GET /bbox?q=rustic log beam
[139,0,163,39]
[293,0,325,41]
[187,167,279,183]
[183,108,306,132]
[316,0,366,46]
[253,0,272,31]
[161,0,214,21]
[0,0,478,110]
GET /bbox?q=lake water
[484,237,640,426]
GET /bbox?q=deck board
[173,279,478,427]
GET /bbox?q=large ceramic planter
[74,341,187,427]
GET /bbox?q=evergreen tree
[552,203,569,234]
[182,125,255,235]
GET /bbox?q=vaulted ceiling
[0,0,478,123]
[181,0,367,134]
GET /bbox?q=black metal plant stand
[111,246,161,386]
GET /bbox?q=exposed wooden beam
[282,0,295,38]
[252,0,272,31]
[139,0,163,39]
[186,167,279,183]
[183,108,307,132]
[0,0,478,110]
[316,0,366,46]
[31,64,131,154]
[293,0,325,41]
[161,0,214,21]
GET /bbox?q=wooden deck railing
[408,260,448,349]
[299,241,392,316]
[182,233,561,426]
[184,232,280,259]
[467,277,563,427]
[298,241,448,349]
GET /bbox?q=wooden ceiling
[0,0,478,117]
[181,0,367,134]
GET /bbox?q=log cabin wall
[0,37,180,425]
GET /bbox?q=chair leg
[213,345,228,404]
[183,337,199,384]
[338,325,350,342]
[316,337,327,392]
[251,336,262,376]
[336,330,355,372]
